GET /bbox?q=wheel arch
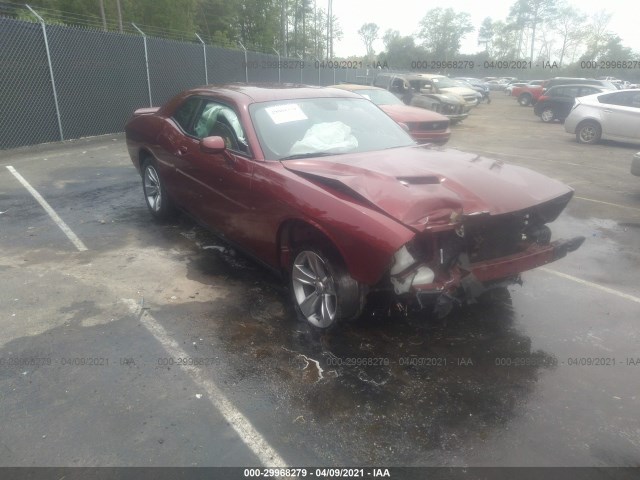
[277,218,349,278]
[136,148,155,175]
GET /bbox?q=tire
[141,159,176,220]
[576,121,602,145]
[290,246,364,329]
[540,107,555,123]
[518,93,532,106]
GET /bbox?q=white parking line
[122,299,288,467]
[6,165,88,252]
[540,268,640,304]
[574,196,640,213]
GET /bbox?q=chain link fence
[0,10,378,150]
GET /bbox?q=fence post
[272,48,281,83]
[239,42,248,82]
[297,54,303,84]
[132,23,152,107]
[195,33,208,85]
[26,5,63,141]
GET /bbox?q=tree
[508,0,557,62]
[583,10,613,60]
[358,22,379,58]
[554,3,587,65]
[417,8,473,59]
[378,31,426,69]
[478,17,493,54]
[490,20,520,59]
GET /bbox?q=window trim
[171,95,253,159]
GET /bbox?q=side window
[172,96,201,134]
[598,92,626,106]
[565,86,579,97]
[192,101,249,154]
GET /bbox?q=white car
[564,89,640,145]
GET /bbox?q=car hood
[282,146,573,230]
[379,104,449,123]
[440,86,478,97]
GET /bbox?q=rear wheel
[290,246,364,330]
[518,93,532,106]
[576,121,601,145]
[142,160,175,220]
[540,107,555,123]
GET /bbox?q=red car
[125,84,584,330]
[511,82,544,106]
[331,84,450,145]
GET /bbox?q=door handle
[604,109,612,113]
[176,146,188,156]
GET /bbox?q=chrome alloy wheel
[540,108,554,123]
[578,124,598,143]
[291,250,337,328]
[144,165,162,213]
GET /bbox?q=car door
[182,99,255,245]
[599,91,640,141]
[156,95,202,208]
[554,86,579,119]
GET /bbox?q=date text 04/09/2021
[409,59,562,70]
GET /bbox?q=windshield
[429,77,462,88]
[250,97,415,160]
[354,89,404,106]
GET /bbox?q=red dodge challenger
[126,84,584,329]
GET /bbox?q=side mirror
[200,136,226,154]
[397,122,410,132]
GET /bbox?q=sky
[330,0,639,57]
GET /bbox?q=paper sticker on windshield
[265,104,307,124]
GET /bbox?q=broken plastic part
[390,245,416,275]
[390,265,435,294]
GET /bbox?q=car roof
[547,84,610,90]
[184,83,360,104]
[330,84,384,92]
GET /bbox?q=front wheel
[576,121,601,145]
[142,160,175,220]
[290,247,364,329]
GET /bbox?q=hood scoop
[397,175,440,186]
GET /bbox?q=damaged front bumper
[390,235,585,315]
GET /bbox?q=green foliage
[358,22,379,58]
[417,8,474,59]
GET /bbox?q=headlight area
[389,244,435,295]
[386,210,584,318]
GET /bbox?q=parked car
[564,89,640,145]
[125,84,585,329]
[533,84,614,123]
[453,77,491,103]
[505,82,526,95]
[485,80,507,91]
[406,74,482,108]
[373,73,469,123]
[542,77,617,92]
[511,81,544,106]
[631,152,640,176]
[330,84,451,144]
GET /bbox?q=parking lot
[1,92,639,469]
